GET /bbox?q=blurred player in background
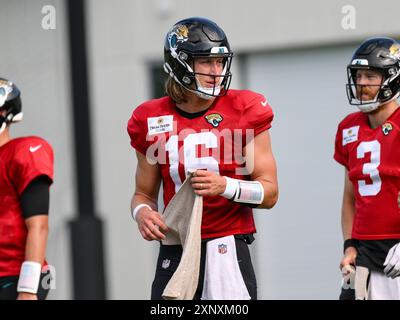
[127,17,278,299]
[335,38,400,299]
[0,78,54,300]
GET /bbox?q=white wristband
[221,176,240,199]
[17,261,42,294]
[131,204,152,221]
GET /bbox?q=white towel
[368,270,400,300]
[354,266,369,300]
[162,175,203,300]
[201,235,251,300]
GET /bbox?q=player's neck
[367,100,399,129]
[177,94,215,114]
[0,128,11,148]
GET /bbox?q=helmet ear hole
[182,76,191,85]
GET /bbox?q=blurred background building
[1,0,399,299]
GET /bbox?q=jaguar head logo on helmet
[167,25,189,59]
[346,37,400,113]
[0,78,23,134]
[163,17,234,101]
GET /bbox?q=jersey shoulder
[131,96,172,121]
[1,136,52,158]
[225,89,267,111]
[2,136,54,193]
[12,136,52,148]
[338,111,366,130]
[127,96,172,154]
[224,89,274,132]
[388,107,400,127]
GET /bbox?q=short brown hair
[165,77,188,104]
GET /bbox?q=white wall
[246,46,356,299]
[110,0,400,57]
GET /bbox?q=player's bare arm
[340,170,357,270]
[246,130,278,209]
[17,215,49,300]
[132,151,168,241]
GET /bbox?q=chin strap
[0,112,23,133]
[0,117,6,134]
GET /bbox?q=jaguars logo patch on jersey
[205,113,223,127]
[382,122,393,136]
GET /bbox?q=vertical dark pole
[66,0,106,299]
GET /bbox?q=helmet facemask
[346,66,400,112]
[179,51,233,100]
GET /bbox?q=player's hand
[136,207,169,241]
[341,264,355,290]
[190,170,226,196]
[340,246,357,270]
[383,242,400,278]
[17,292,38,300]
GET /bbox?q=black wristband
[343,238,357,253]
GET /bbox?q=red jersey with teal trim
[334,108,400,240]
[127,90,274,239]
[0,137,54,277]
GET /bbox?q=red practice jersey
[0,137,54,277]
[128,90,274,239]
[334,108,400,240]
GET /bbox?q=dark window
[150,63,168,99]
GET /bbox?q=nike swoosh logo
[29,144,42,153]
[261,100,268,107]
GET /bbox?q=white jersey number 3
[357,140,381,196]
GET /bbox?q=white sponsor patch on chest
[342,126,360,146]
[147,115,173,135]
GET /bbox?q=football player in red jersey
[335,38,400,299]
[127,17,278,299]
[0,78,54,300]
